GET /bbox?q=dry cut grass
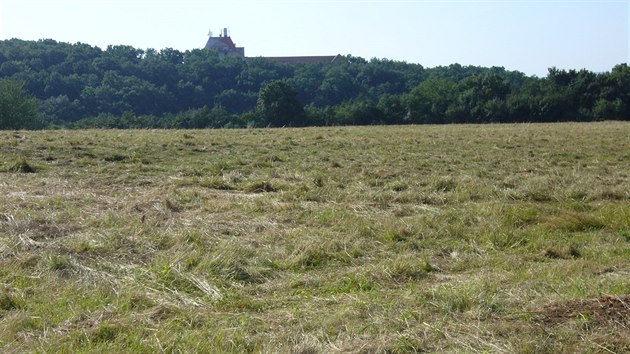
[1,122,629,353]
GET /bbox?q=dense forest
[0,38,628,129]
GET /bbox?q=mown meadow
[1,122,629,352]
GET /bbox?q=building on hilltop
[204,29,339,64]
[204,28,245,58]
[262,55,342,64]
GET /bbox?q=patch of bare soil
[537,295,630,327]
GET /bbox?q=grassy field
[1,122,629,353]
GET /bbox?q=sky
[0,0,628,77]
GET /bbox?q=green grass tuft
[243,180,277,193]
[0,293,24,311]
[7,157,38,173]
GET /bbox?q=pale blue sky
[0,0,628,76]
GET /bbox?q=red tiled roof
[205,36,238,51]
[217,37,237,50]
[263,55,341,64]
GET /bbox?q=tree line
[0,38,628,129]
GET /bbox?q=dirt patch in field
[537,295,630,327]
[3,219,79,241]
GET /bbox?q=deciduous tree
[0,80,42,129]
[257,80,305,127]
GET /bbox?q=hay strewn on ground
[1,123,629,352]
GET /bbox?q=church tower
[204,28,245,58]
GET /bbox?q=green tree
[257,80,305,127]
[456,73,511,122]
[0,80,42,129]
[608,64,630,119]
[592,98,625,120]
[333,100,382,125]
[3,38,630,127]
[377,94,406,124]
[403,78,457,123]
